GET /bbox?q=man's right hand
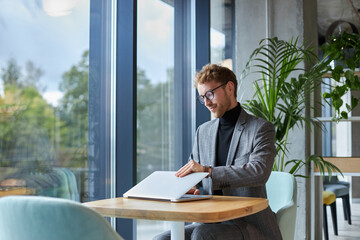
[175,159,205,177]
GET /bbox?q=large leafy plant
[240,37,342,178]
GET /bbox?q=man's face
[197,80,233,118]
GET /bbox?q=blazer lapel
[209,119,219,167]
[226,109,247,166]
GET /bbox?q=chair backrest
[0,196,123,240]
[324,176,339,184]
[56,168,80,201]
[266,171,297,240]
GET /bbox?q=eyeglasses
[197,82,228,104]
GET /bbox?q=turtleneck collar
[219,103,241,126]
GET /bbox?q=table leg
[170,221,185,240]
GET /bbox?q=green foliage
[1,58,44,90]
[320,32,360,121]
[136,67,174,181]
[57,50,89,167]
[240,37,342,178]
[0,52,89,169]
[1,58,22,88]
[59,50,89,117]
[286,155,342,178]
[0,61,56,167]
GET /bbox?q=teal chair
[266,171,297,240]
[0,196,123,240]
[2,167,79,201]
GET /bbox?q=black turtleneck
[213,103,241,195]
[216,103,241,167]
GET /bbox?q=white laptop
[123,171,212,202]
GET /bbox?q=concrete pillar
[234,0,319,239]
[352,177,360,201]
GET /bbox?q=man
[154,64,282,240]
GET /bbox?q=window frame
[114,0,137,239]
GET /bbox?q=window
[0,0,112,204]
[137,0,175,182]
[210,0,234,68]
[136,0,175,238]
[0,1,234,238]
[208,0,234,121]
[322,76,353,157]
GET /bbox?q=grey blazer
[190,107,282,240]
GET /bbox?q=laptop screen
[123,171,210,201]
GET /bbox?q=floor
[325,199,360,240]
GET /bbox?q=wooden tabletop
[0,187,35,197]
[83,196,268,223]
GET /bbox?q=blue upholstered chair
[323,176,351,225]
[266,171,297,240]
[0,196,123,240]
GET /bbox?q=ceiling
[317,0,360,41]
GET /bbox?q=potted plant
[239,37,342,178]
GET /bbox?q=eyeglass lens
[198,91,213,104]
[197,82,227,104]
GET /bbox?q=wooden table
[83,196,268,240]
[0,187,35,197]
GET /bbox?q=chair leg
[323,204,329,240]
[330,201,338,235]
[343,194,352,225]
[342,197,348,221]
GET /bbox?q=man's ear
[227,81,235,94]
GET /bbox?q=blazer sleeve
[189,127,200,163]
[211,120,276,190]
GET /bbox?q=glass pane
[0,0,91,202]
[322,77,352,157]
[210,0,233,68]
[136,0,174,238]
